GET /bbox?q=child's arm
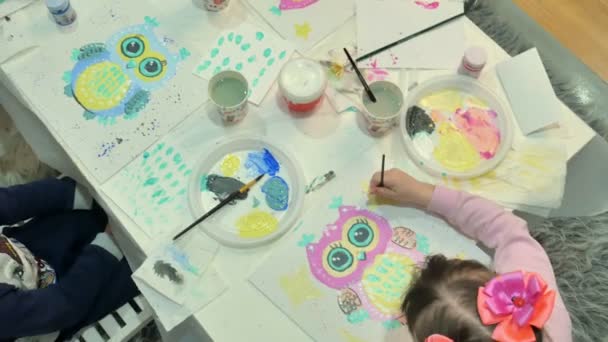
[0,177,92,225]
[0,233,122,339]
[427,186,572,342]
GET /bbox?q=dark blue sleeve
[0,245,119,339]
[0,178,76,225]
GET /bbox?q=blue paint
[261,176,289,211]
[166,246,200,275]
[297,233,315,247]
[252,196,260,208]
[179,48,191,61]
[417,234,430,254]
[347,310,370,324]
[244,148,280,176]
[329,196,343,209]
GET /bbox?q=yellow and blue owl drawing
[63,18,184,123]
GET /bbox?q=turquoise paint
[267,58,275,66]
[173,153,183,163]
[155,156,162,164]
[297,234,315,247]
[200,175,208,192]
[62,71,71,83]
[228,32,234,41]
[159,162,168,170]
[261,176,289,211]
[179,48,191,60]
[263,48,272,58]
[70,49,80,62]
[184,170,192,176]
[164,173,173,179]
[143,151,150,159]
[143,177,159,186]
[235,63,243,71]
[218,36,225,46]
[259,68,266,77]
[366,274,380,282]
[235,34,243,44]
[210,48,220,58]
[278,50,287,59]
[171,180,180,187]
[247,55,256,63]
[213,66,222,75]
[241,43,251,52]
[222,57,230,66]
[382,320,401,331]
[152,190,165,198]
[144,16,159,27]
[329,196,343,209]
[269,6,281,15]
[177,188,187,195]
[256,32,264,41]
[144,165,151,173]
[157,143,165,151]
[166,147,174,156]
[347,310,370,324]
[178,164,187,172]
[252,78,259,87]
[252,196,260,208]
[158,197,171,205]
[197,60,211,72]
[417,234,430,254]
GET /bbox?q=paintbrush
[343,48,377,103]
[173,174,265,241]
[355,12,467,62]
[379,154,386,187]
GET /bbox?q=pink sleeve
[427,186,572,342]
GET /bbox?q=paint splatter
[347,309,370,324]
[416,234,430,254]
[236,210,278,238]
[329,196,343,209]
[294,22,312,40]
[279,0,319,10]
[98,142,116,157]
[279,266,323,306]
[153,260,183,284]
[382,320,402,330]
[252,196,261,208]
[406,105,435,137]
[206,174,248,204]
[433,122,481,172]
[414,0,440,9]
[135,119,159,136]
[220,154,241,177]
[339,329,366,342]
[261,176,290,211]
[454,107,501,159]
[244,148,280,176]
[269,5,282,15]
[297,233,315,247]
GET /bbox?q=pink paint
[279,0,318,10]
[414,0,440,10]
[454,107,501,159]
[365,59,389,82]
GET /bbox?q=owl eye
[327,246,353,272]
[139,57,164,78]
[121,37,145,58]
[347,219,374,247]
[13,266,24,280]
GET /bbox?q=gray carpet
[466,1,608,341]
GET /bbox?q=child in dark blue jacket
[0,177,139,341]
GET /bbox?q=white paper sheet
[496,48,562,135]
[245,0,354,52]
[0,0,34,18]
[355,0,464,69]
[249,146,491,341]
[4,1,208,182]
[193,22,293,105]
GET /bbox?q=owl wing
[75,43,108,61]
[124,89,151,118]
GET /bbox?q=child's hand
[369,169,435,208]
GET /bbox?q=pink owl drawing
[279,0,319,10]
[305,206,426,322]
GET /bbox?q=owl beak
[126,60,137,69]
[357,251,367,261]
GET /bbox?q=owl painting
[63,18,182,123]
[305,206,426,323]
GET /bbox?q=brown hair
[402,255,543,342]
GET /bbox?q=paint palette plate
[188,137,305,248]
[400,75,513,179]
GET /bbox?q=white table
[0,0,596,340]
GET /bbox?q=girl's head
[402,255,543,342]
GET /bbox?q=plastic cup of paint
[361,81,404,135]
[202,0,230,11]
[278,58,327,114]
[208,70,249,124]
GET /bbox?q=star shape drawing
[294,22,312,40]
[279,265,323,306]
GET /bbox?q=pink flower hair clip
[477,271,556,341]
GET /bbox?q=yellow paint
[419,89,463,113]
[74,61,130,111]
[294,22,312,40]
[464,95,489,109]
[433,122,481,172]
[339,329,367,342]
[362,253,416,316]
[360,180,397,209]
[220,154,241,177]
[455,252,466,260]
[236,210,278,238]
[279,265,323,307]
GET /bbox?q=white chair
[70,295,154,342]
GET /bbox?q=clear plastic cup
[208,70,249,124]
[361,81,404,135]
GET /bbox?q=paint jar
[208,70,249,124]
[202,0,230,11]
[361,81,404,135]
[45,0,77,26]
[458,46,487,79]
[278,58,327,114]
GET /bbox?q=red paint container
[278,58,327,113]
